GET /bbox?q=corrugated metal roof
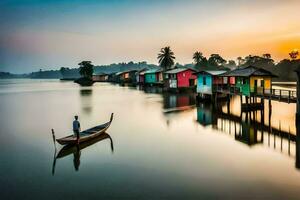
[164,68,196,74]
[220,66,276,77]
[195,70,227,76]
[206,70,227,75]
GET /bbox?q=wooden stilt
[51,129,57,150]
[288,127,291,155]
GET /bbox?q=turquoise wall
[145,73,157,83]
[197,74,212,94]
[236,77,250,96]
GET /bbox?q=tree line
[157,47,300,81]
[60,47,300,81]
[3,48,298,81]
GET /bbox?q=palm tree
[193,51,203,64]
[157,46,175,71]
[193,51,207,69]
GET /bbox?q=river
[0,79,299,199]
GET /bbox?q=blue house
[194,70,227,95]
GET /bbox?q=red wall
[176,69,197,88]
[229,77,235,85]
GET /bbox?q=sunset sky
[0,0,300,73]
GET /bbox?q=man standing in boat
[73,115,81,144]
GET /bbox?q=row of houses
[93,67,198,90]
[196,66,276,97]
[92,65,276,97]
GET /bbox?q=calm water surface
[0,79,300,199]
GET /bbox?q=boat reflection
[197,102,300,169]
[52,133,113,175]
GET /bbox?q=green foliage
[78,61,94,78]
[237,57,245,66]
[208,54,226,67]
[60,67,67,76]
[262,53,271,59]
[243,55,274,66]
[225,60,237,70]
[289,50,299,60]
[157,46,175,71]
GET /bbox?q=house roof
[220,66,277,77]
[115,72,124,75]
[164,68,197,74]
[194,70,227,76]
[198,65,229,71]
[144,68,163,74]
[93,72,108,76]
[115,69,138,76]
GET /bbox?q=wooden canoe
[56,113,114,145]
[56,133,113,158]
[52,133,113,175]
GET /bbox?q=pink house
[164,68,197,89]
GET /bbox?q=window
[242,79,246,84]
[223,77,228,84]
[203,76,206,85]
[230,77,235,84]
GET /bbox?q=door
[254,80,258,93]
[189,79,195,86]
[261,80,265,94]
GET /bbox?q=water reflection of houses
[196,103,214,127]
[196,103,300,169]
[161,93,196,127]
[142,86,163,94]
[163,93,196,111]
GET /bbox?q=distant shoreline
[0,78,297,86]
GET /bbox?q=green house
[220,66,277,96]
